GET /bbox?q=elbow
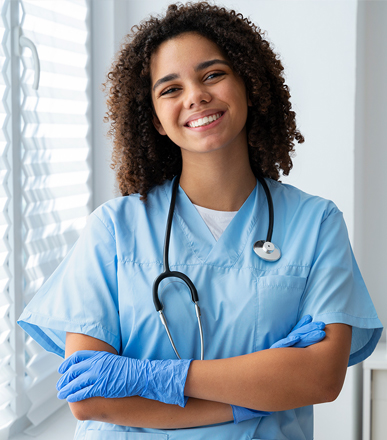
[328,376,346,402]
[69,401,90,421]
[317,372,346,404]
[320,383,342,403]
[69,400,103,421]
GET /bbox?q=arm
[65,323,350,425]
[185,323,352,411]
[65,332,233,428]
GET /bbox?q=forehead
[150,32,226,80]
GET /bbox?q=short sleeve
[298,209,383,366]
[18,210,120,358]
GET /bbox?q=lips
[187,112,223,128]
[184,110,225,127]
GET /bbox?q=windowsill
[10,405,77,440]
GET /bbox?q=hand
[232,315,326,424]
[56,350,192,407]
[231,406,271,424]
[270,315,325,349]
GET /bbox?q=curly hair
[103,1,304,199]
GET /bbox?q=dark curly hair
[103,1,304,199]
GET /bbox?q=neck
[179,144,256,212]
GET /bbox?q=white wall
[355,0,387,343]
[90,1,386,440]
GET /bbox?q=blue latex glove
[270,314,325,349]
[232,405,271,424]
[57,351,192,406]
[232,315,325,423]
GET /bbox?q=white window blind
[0,0,17,437]
[0,0,92,437]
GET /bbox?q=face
[150,32,251,157]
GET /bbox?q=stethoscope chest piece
[253,240,281,262]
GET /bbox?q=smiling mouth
[186,112,224,128]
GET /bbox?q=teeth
[188,113,222,128]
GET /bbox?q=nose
[183,83,211,109]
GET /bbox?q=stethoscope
[152,175,281,360]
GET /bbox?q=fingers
[292,315,312,331]
[66,385,96,403]
[57,359,93,391]
[293,330,326,348]
[57,372,97,400]
[271,318,326,349]
[58,350,99,374]
[270,335,301,349]
[297,321,325,335]
[57,351,112,401]
[310,321,325,330]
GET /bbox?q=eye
[160,87,180,97]
[205,72,226,81]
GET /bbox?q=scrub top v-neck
[193,204,238,241]
[170,180,261,267]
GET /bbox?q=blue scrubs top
[18,178,383,440]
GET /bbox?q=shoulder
[267,179,341,224]
[90,180,173,237]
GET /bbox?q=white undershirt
[193,204,238,241]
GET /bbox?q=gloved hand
[231,406,271,424]
[56,351,192,407]
[270,314,325,349]
[231,314,326,423]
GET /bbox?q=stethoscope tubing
[257,174,274,243]
[152,174,280,361]
[152,175,203,360]
[152,176,199,312]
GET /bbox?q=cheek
[222,83,249,112]
[231,93,249,123]
[157,104,178,128]
[154,105,185,142]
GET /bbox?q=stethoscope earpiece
[253,240,281,262]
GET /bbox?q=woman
[18,3,382,439]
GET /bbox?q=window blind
[19,0,92,427]
[0,1,17,438]
[0,0,92,436]
[0,0,15,437]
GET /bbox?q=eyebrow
[152,59,231,91]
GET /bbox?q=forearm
[65,332,233,427]
[65,324,351,425]
[69,396,233,428]
[185,347,326,411]
[185,324,352,411]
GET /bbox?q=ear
[247,94,252,107]
[152,113,167,136]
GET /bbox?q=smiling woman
[151,33,251,185]
[150,32,255,209]
[102,2,304,201]
[17,2,382,440]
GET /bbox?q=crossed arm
[65,323,352,429]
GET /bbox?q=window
[0,0,92,437]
